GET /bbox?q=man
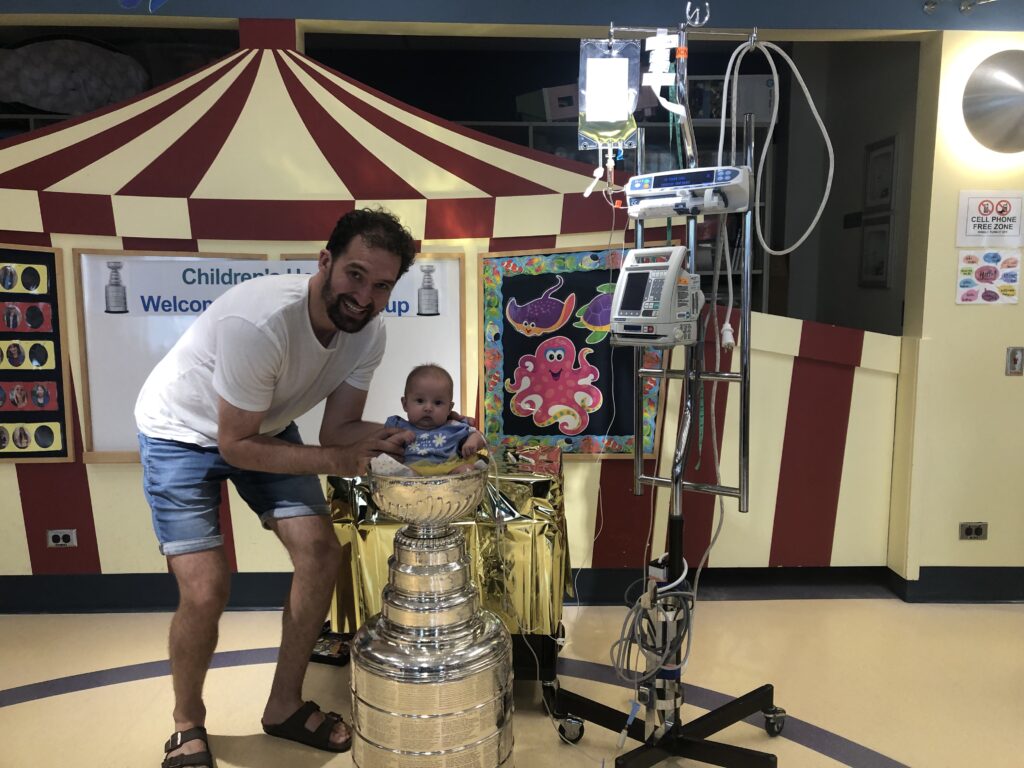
[135,208,416,768]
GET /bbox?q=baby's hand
[461,430,486,458]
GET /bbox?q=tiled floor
[1,598,1022,767]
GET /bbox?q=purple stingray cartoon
[505,274,576,337]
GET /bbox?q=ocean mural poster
[480,247,663,457]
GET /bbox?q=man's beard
[321,278,373,334]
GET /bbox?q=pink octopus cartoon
[505,335,603,435]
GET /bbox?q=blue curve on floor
[0,646,909,768]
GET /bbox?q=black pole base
[547,682,785,768]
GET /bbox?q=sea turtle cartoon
[573,283,615,343]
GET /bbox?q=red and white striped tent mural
[0,46,614,251]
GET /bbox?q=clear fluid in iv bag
[577,112,638,150]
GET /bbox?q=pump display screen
[620,271,649,311]
[653,169,715,190]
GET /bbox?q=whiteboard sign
[77,252,463,457]
[957,190,1023,247]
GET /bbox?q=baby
[381,364,486,475]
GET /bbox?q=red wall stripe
[119,55,261,198]
[17,386,101,575]
[591,458,659,568]
[39,192,116,236]
[239,19,297,50]
[769,324,864,567]
[677,307,738,567]
[799,320,865,367]
[487,235,558,253]
[424,198,494,240]
[625,226,674,245]
[560,193,624,235]
[274,52,422,201]
[0,55,244,192]
[285,53,554,198]
[0,230,51,248]
[188,199,353,241]
[121,237,199,252]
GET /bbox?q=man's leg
[261,514,348,747]
[166,548,231,759]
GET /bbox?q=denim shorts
[138,423,329,556]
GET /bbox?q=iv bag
[578,38,641,150]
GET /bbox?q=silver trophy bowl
[369,467,487,533]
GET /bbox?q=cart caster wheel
[559,715,585,744]
[763,707,786,737]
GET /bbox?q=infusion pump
[610,246,705,347]
[627,165,751,220]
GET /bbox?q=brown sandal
[161,726,214,768]
[262,700,351,753]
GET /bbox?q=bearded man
[135,208,416,768]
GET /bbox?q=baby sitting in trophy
[371,363,488,477]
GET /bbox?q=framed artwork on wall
[859,215,893,288]
[863,136,897,212]
[0,244,73,463]
[480,246,665,458]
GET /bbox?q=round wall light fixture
[962,49,1024,153]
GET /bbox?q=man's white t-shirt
[134,273,385,447]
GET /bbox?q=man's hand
[332,426,413,475]
[460,430,487,458]
[449,410,478,429]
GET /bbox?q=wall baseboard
[0,573,292,612]
[570,566,898,603]
[0,566,1019,612]
[889,566,1024,603]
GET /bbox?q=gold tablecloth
[328,458,570,636]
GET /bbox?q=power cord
[716,38,834,257]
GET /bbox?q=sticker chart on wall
[0,246,72,461]
[481,248,663,457]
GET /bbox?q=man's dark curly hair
[325,207,416,277]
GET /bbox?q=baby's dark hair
[405,364,454,397]
[326,207,416,278]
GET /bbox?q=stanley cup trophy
[351,469,514,767]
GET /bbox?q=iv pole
[546,19,787,767]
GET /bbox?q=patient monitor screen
[621,272,649,312]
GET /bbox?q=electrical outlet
[46,529,78,548]
[959,522,988,540]
[1007,347,1023,376]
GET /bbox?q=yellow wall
[890,32,1024,580]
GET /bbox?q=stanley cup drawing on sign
[417,264,440,316]
[104,261,129,314]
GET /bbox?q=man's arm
[319,381,393,447]
[217,395,408,476]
